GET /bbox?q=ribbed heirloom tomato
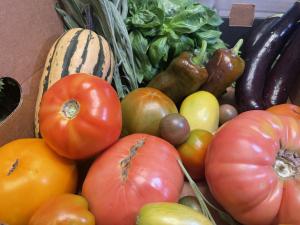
[38,73,122,159]
[205,110,300,225]
[82,133,184,225]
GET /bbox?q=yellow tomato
[0,139,78,225]
[180,91,219,132]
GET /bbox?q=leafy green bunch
[126,0,226,81]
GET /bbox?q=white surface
[199,0,295,18]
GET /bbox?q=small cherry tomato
[177,129,213,180]
[159,113,190,146]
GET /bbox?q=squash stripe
[93,36,105,76]
[105,47,113,81]
[61,29,84,77]
[76,30,93,73]
[42,35,64,93]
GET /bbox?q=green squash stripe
[61,29,84,77]
[76,30,93,73]
[43,35,64,93]
[92,36,105,77]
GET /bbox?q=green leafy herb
[127,0,226,81]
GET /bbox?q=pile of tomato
[1,73,300,225]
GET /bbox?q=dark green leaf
[55,3,80,29]
[170,35,194,56]
[60,0,86,27]
[148,36,169,66]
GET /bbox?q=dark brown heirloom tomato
[159,113,190,146]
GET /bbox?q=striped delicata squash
[34,28,114,137]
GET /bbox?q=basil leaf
[130,31,149,62]
[170,35,195,56]
[168,4,207,34]
[157,0,193,16]
[207,13,224,26]
[128,8,164,28]
[148,36,170,66]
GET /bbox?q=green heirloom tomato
[180,91,219,133]
[121,88,178,136]
[136,202,212,225]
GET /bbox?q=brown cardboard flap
[0,0,64,145]
[229,3,255,27]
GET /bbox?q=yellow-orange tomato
[267,103,300,120]
[29,194,95,225]
[177,129,213,180]
[0,139,78,225]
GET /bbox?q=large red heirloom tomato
[82,133,184,225]
[39,73,122,159]
[205,110,300,225]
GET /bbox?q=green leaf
[157,0,193,16]
[127,8,164,29]
[55,3,80,29]
[196,30,222,40]
[148,36,169,66]
[170,35,194,56]
[60,0,86,27]
[207,13,224,26]
[168,4,207,34]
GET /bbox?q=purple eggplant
[263,26,300,108]
[236,1,300,112]
[242,14,282,55]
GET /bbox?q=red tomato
[205,110,300,225]
[177,129,213,181]
[82,133,184,225]
[39,73,122,159]
[267,103,300,120]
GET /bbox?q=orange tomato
[267,103,300,120]
[29,194,95,225]
[177,129,213,180]
[0,139,77,225]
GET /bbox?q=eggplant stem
[192,40,207,65]
[231,39,244,56]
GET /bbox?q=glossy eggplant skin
[242,15,281,56]
[236,1,300,112]
[263,27,300,108]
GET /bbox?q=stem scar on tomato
[274,148,300,179]
[120,139,145,181]
[61,99,80,119]
[7,159,19,176]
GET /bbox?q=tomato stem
[61,99,80,119]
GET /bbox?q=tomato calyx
[61,99,80,119]
[7,159,19,176]
[274,149,300,179]
[120,139,145,181]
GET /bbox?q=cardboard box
[0,0,64,146]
